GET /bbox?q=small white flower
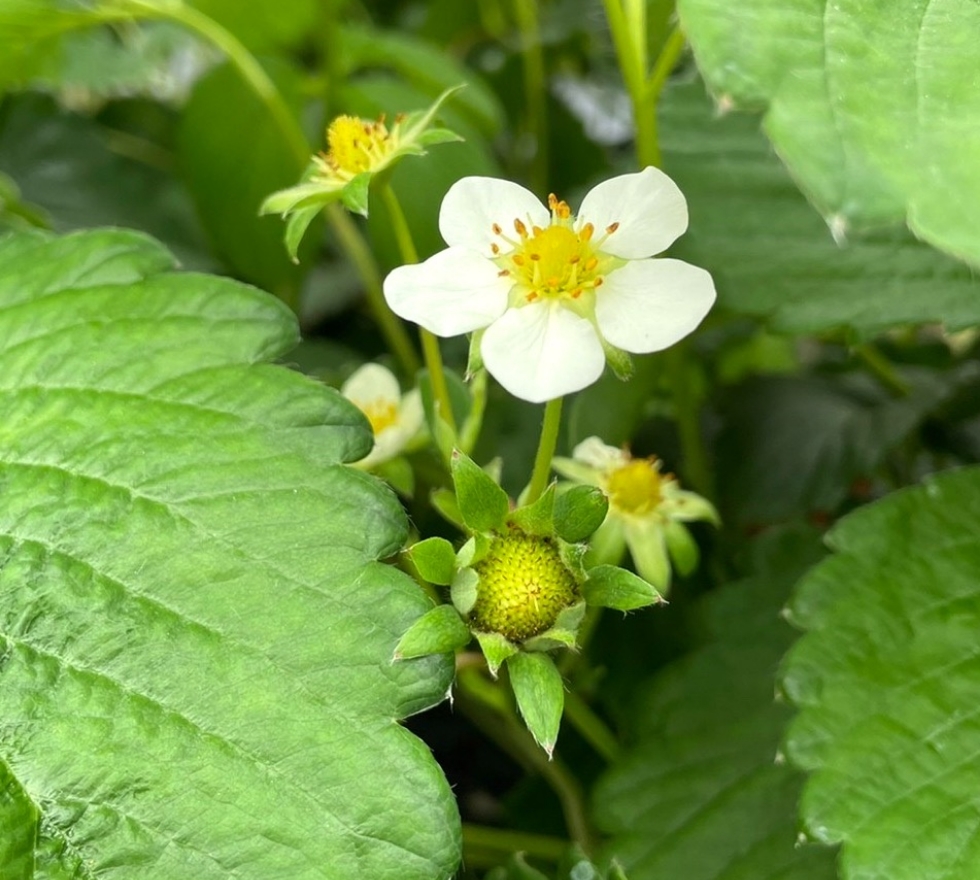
[341,363,423,469]
[383,168,716,403]
[553,436,719,592]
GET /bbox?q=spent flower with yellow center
[553,436,719,592]
[384,168,716,403]
[470,532,579,642]
[341,363,423,469]
[260,87,462,259]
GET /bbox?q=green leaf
[509,484,557,537]
[678,0,980,267]
[395,604,471,660]
[451,450,511,533]
[188,0,319,52]
[594,529,837,879]
[661,80,980,336]
[554,485,609,543]
[781,467,980,879]
[583,565,661,612]
[177,59,311,297]
[715,370,958,526]
[0,228,459,878]
[408,536,458,586]
[507,652,565,757]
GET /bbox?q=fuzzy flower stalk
[392,449,664,755]
[554,437,719,593]
[383,167,716,403]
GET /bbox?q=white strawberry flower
[341,363,423,469]
[553,436,719,592]
[383,167,716,403]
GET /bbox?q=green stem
[563,690,621,764]
[854,343,911,397]
[646,26,686,102]
[526,397,564,503]
[513,0,549,193]
[325,204,420,375]
[379,184,458,434]
[456,667,598,855]
[127,0,308,166]
[667,344,712,495]
[462,824,567,868]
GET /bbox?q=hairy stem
[527,396,564,503]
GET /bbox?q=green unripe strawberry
[470,531,578,642]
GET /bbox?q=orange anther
[569,255,580,264]
[512,255,525,266]
[586,257,598,271]
[530,253,541,261]
[580,223,595,241]
[547,276,559,288]
[531,225,543,236]
[548,193,559,210]
[572,288,583,298]
[594,276,604,287]
[498,269,510,277]
[492,223,503,235]
[514,219,528,236]
[491,243,500,255]
[606,221,620,234]
[527,292,539,302]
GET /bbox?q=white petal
[439,177,550,257]
[398,388,425,439]
[481,303,605,403]
[578,166,688,259]
[595,258,716,354]
[551,456,601,486]
[383,247,511,336]
[341,362,400,408]
[571,436,629,472]
[623,516,671,592]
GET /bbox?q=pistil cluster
[314,114,400,181]
[492,194,622,311]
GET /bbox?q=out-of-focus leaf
[782,467,980,880]
[0,227,459,879]
[594,528,838,879]
[661,81,980,336]
[0,92,215,270]
[188,0,320,52]
[715,368,962,527]
[177,58,312,297]
[678,0,980,267]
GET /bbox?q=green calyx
[469,531,579,642]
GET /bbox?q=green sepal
[523,600,586,652]
[664,519,699,576]
[508,484,556,537]
[601,338,634,381]
[474,629,519,678]
[451,567,479,615]
[554,485,609,542]
[451,449,510,533]
[402,84,465,141]
[559,540,589,579]
[393,604,471,660]
[416,127,464,147]
[374,455,414,496]
[507,652,564,756]
[431,486,465,530]
[466,329,485,378]
[406,537,457,586]
[583,564,663,611]
[456,533,491,568]
[284,204,324,262]
[340,171,372,217]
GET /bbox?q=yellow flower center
[606,459,664,516]
[493,194,621,307]
[470,532,578,642]
[319,114,395,179]
[360,398,399,435]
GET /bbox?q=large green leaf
[594,529,838,879]
[661,81,980,336]
[677,0,980,268]
[0,228,459,878]
[781,466,980,880]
